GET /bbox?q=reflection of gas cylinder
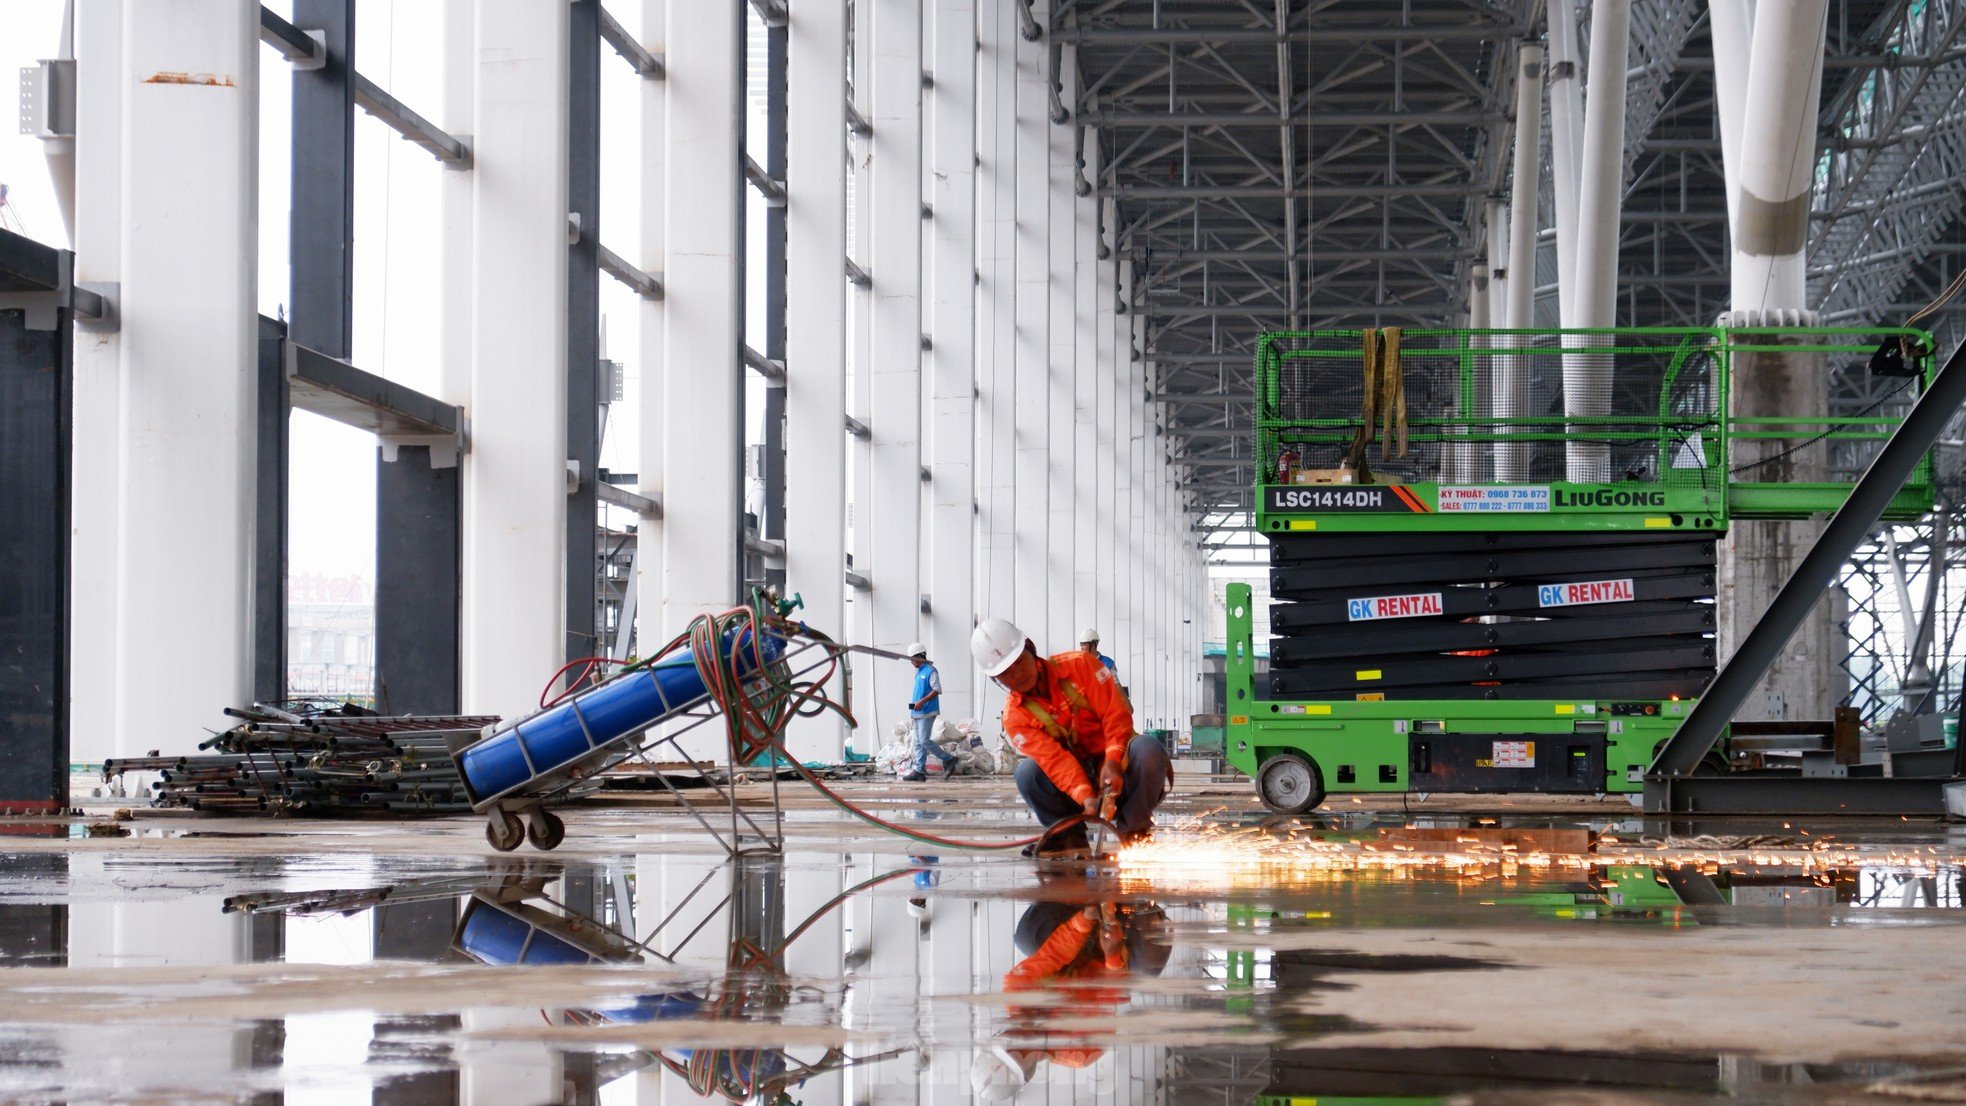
[1275,449,1301,483]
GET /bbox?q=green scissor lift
[1224,327,1937,812]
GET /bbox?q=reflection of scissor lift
[1226,327,1938,813]
[449,859,917,1104]
[447,590,869,857]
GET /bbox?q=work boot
[941,758,960,779]
[899,770,927,782]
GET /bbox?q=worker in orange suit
[969,895,1171,1099]
[970,618,1171,856]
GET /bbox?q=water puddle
[0,810,1959,1101]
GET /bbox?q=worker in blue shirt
[1079,629,1117,674]
[901,643,957,781]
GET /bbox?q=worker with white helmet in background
[1078,628,1117,675]
[900,642,956,781]
[971,618,1171,855]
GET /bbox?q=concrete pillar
[658,1,743,636]
[462,1,568,719]
[1566,0,1630,483]
[69,0,124,767]
[108,0,258,754]
[1045,52,1078,654]
[976,0,1016,724]
[1717,1,1836,723]
[867,0,925,665]
[927,0,977,723]
[1012,11,1051,645]
[785,0,849,757]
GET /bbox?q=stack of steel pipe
[103,703,501,816]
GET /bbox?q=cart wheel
[527,810,567,851]
[1256,752,1324,815]
[486,810,525,852]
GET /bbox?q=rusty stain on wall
[142,72,236,87]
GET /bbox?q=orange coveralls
[1002,651,1133,808]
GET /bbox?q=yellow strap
[1022,678,1091,743]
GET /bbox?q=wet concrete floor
[1,780,1964,1104]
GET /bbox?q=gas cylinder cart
[447,589,878,856]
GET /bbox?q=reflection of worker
[900,642,955,782]
[970,896,1171,1099]
[1078,628,1117,674]
[971,618,1171,854]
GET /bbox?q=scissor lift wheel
[486,809,525,852]
[1257,752,1325,814]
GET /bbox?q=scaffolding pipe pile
[103,705,502,815]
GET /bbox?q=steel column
[0,232,74,812]
[113,0,259,757]
[567,0,602,661]
[635,0,667,692]
[867,0,926,661]
[977,0,1019,724]
[462,2,570,719]
[658,0,744,646]
[1045,49,1078,652]
[928,0,978,723]
[784,0,848,757]
[1012,7,1052,643]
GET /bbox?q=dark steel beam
[1115,182,1481,199]
[599,4,664,78]
[352,72,472,167]
[1057,23,1527,45]
[1649,335,1966,785]
[1084,109,1496,127]
[287,338,460,438]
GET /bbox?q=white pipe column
[785,0,849,756]
[926,0,976,722]
[658,2,742,649]
[1497,45,1544,482]
[1485,198,1508,329]
[1709,0,1754,232]
[1567,0,1631,483]
[109,0,259,752]
[1130,315,1149,719]
[1454,262,1488,483]
[1072,128,1100,646]
[441,0,475,455]
[1045,52,1078,653]
[68,0,123,767]
[1549,0,1585,323]
[867,0,925,658]
[463,2,568,719]
[1732,1,1828,312]
[1011,10,1051,644]
[976,0,1016,721]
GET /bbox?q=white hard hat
[906,642,927,657]
[970,618,1029,678]
[970,1047,1034,1101]
[1080,627,1100,644]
